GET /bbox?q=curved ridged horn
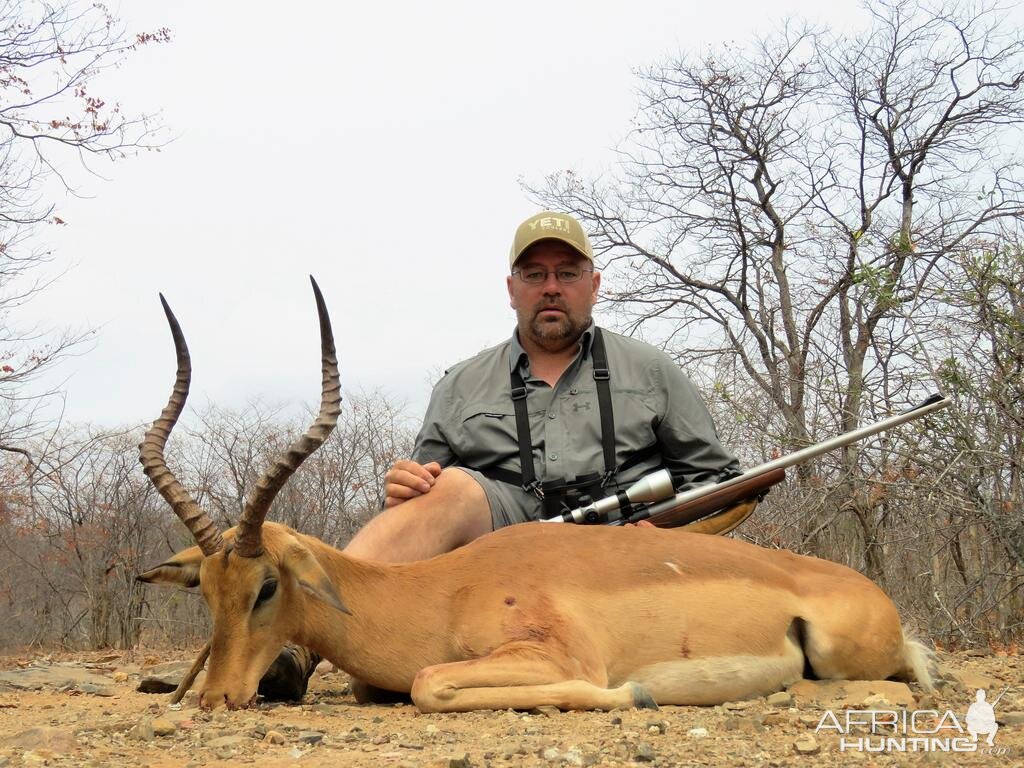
[139,295,224,557]
[234,276,341,558]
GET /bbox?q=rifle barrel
[638,394,950,521]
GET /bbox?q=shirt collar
[509,322,597,374]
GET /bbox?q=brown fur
[138,519,931,712]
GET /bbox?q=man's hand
[383,460,443,508]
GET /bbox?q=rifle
[541,393,951,528]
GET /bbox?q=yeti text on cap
[529,216,572,233]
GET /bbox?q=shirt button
[548,412,556,420]
[570,388,578,395]
[549,453,558,461]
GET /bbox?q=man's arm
[383,376,457,507]
[654,355,741,490]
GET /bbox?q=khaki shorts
[452,467,543,529]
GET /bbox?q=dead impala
[137,278,933,712]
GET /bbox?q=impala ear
[283,544,351,615]
[137,546,205,588]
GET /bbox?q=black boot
[258,644,321,701]
[350,678,413,705]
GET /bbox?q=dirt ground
[0,647,1020,767]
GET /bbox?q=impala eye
[255,579,278,607]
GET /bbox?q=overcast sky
[22,0,874,430]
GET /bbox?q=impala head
[136,277,347,710]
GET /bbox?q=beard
[519,299,591,353]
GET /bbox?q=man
[344,210,739,562]
[263,210,740,700]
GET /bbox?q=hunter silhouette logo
[966,687,1006,747]
[816,686,1011,754]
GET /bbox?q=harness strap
[505,328,619,496]
[590,328,616,480]
[509,366,539,496]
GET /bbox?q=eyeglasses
[512,266,593,284]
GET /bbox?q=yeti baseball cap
[509,211,594,267]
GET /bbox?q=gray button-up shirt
[412,324,739,513]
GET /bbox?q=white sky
[21,0,872,429]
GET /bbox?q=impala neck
[290,534,451,691]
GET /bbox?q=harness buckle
[593,367,610,381]
[511,385,528,400]
[523,480,545,500]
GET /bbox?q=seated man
[264,211,739,699]
[345,209,739,562]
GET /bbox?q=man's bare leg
[340,467,493,703]
[344,467,493,562]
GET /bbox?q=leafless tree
[530,0,1024,593]
[0,0,168,464]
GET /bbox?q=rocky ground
[0,648,1020,767]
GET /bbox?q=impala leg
[410,642,656,713]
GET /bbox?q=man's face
[506,241,600,353]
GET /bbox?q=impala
[137,278,933,712]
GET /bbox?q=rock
[767,691,794,707]
[264,730,286,745]
[540,746,584,765]
[75,683,115,697]
[22,750,57,765]
[151,718,177,736]
[1000,711,1024,726]
[136,661,204,693]
[128,718,154,742]
[446,754,472,768]
[529,705,560,717]
[760,711,786,726]
[788,679,915,707]
[10,726,78,753]
[936,664,1000,693]
[723,717,744,731]
[634,742,656,762]
[646,719,668,734]
[0,666,114,693]
[298,731,325,745]
[688,727,709,738]
[861,693,890,707]
[111,672,129,683]
[723,699,756,711]
[206,735,247,750]
[793,734,820,755]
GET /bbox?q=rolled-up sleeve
[653,355,741,490]
[411,378,458,468]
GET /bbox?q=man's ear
[283,544,351,615]
[137,545,205,588]
[507,274,517,309]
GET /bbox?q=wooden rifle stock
[639,468,786,528]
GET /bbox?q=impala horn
[234,276,342,558]
[139,295,225,556]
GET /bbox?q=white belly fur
[625,631,805,705]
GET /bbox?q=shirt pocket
[454,403,523,468]
[569,383,659,465]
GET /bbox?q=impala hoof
[630,682,659,710]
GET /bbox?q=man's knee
[434,467,492,540]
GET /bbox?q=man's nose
[540,271,562,291]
